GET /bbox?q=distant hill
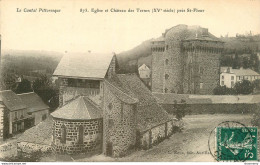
[116,34,260,74]
[117,39,153,73]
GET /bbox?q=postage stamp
[216,126,258,161]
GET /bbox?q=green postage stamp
[216,126,258,161]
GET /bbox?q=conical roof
[51,96,102,120]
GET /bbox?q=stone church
[50,52,176,157]
[151,24,224,94]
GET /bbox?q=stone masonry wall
[52,118,103,154]
[140,119,179,149]
[151,41,165,93]
[103,83,137,157]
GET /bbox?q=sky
[1,0,260,54]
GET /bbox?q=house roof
[152,36,165,42]
[106,74,171,132]
[153,92,260,104]
[138,64,150,71]
[51,96,102,120]
[220,67,260,76]
[17,92,49,112]
[17,116,53,145]
[53,52,115,79]
[0,90,26,111]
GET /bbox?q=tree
[252,79,260,92]
[32,75,59,111]
[15,79,33,94]
[234,80,254,95]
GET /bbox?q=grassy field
[42,114,254,162]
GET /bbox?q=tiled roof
[221,67,260,76]
[153,92,260,104]
[17,116,53,145]
[0,90,26,111]
[17,92,49,112]
[53,52,115,79]
[106,74,171,132]
[51,96,102,120]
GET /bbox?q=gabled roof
[53,52,115,79]
[221,67,260,76]
[51,96,102,120]
[17,92,49,112]
[0,90,26,111]
[106,74,171,132]
[138,64,150,71]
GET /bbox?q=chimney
[88,50,91,53]
[201,28,208,37]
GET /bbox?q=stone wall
[33,109,49,126]
[183,40,224,94]
[140,119,180,149]
[17,142,52,154]
[161,103,258,115]
[103,83,137,157]
[52,118,103,154]
[151,41,165,93]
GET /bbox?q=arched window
[78,125,84,144]
[165,74,169,80]
[165,88,168,93]
[61,125,67,144]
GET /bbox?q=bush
[4,150,43,162]
[251,104,260,127]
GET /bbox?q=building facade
[0,91,49,139]
[151,25,224,95]
[220,67,260,88]
[53,52,117,107]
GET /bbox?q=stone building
[51,96,103,154]
[53,52,117,107]
[151,24,224,94]
[103,73,175,157]
[0,91,49,140]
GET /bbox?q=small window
[61,125,67,144]
[78,125,84,144]
[108,103,113,110]
[165,88,168,93]
[199,67,204,74]
[222,76,224,79]
[42,114,47,121]
[14,112,18,119]
[221,81,224,86]
[165,74,169,80]
[200,82,203,89]
[231,76,234,80]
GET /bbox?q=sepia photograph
[0,0,260,162]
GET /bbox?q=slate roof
[18,92,49,112]
[220,67,260,76]
[106,74,171,132]
[153,92,260,104]
[165,24,222,42]
[53,52,115,79]
[0,90,26,111]
[17,116,53,145]
[51,96,102,120]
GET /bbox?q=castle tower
[151,25,224,94]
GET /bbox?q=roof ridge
[17,92,35,95]
[80,97,91,119]
[83,96,102,110]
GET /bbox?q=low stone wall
[140,119,182,149]
[17,142,52,154]
[161,103,258,115]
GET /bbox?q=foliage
[174,99,187,120]
[15,79,33,94]
[213,85,236,95]
[32,75,59,111]
[253,79,260,91]
[234,80,254,95]
[251,104,260,127]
